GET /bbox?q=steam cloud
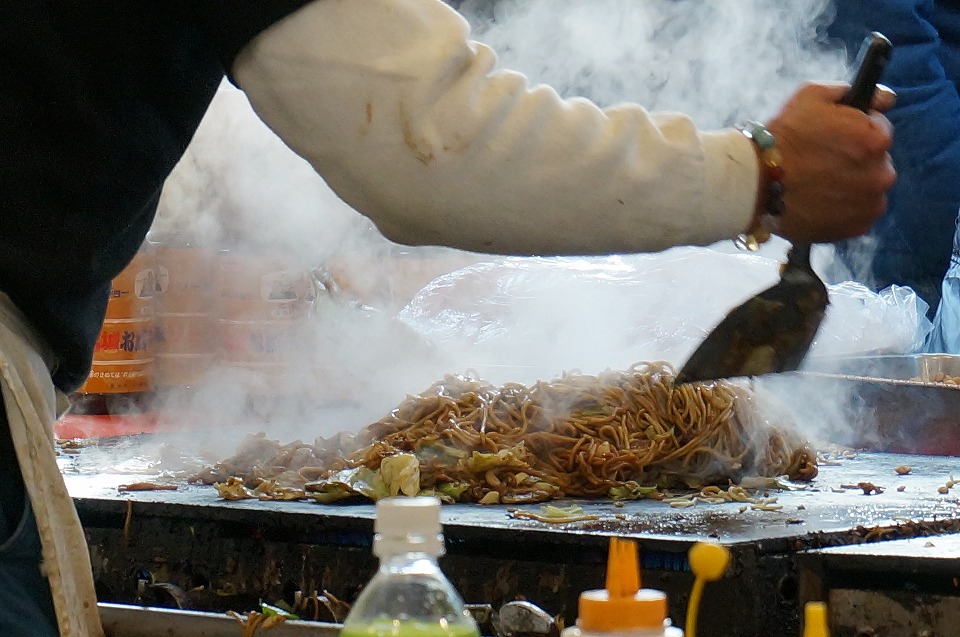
[138,0,923,451]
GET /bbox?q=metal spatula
[676,33,892,385]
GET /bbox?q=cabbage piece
[380,453,421,497]
[306,466,390,503]
[463,445,526,472]
[608,481,660,500]
[436,482,470,501]
[539,504,585,518]
[260,601,298,619]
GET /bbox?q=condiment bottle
[562,538,683,637]
[802,602,830,637]
[340,497,480,637]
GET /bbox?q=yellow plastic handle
[685,543,731,637]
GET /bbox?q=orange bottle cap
[577,538,668,632]
[578,588,667,631]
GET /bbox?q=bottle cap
[374,496,444,557]
[803,602,830,637]
[578,538,668,631]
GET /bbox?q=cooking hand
[764,82,896,244]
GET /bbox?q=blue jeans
[0,400,59,636]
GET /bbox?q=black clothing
[0,1,311,391]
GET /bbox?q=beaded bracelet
[734,120,785,251]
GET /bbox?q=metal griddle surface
[61,440,960,551]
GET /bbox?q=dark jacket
[829,0,960,312]
[0,1,309,390]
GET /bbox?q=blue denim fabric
[0,403,59,637]
[829,0,960,312]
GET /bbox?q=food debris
[508,504,600,524]
[939,486,950,494]
[117,482,178,493]
[842,482,884,495]
[897,486,906,492]
[226,610,287,637]
[863,525,896,541]
[253,480,307,502]
[214,477,256,500]
[922,372,960,385]
[895,465,911,475]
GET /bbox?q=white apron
[0,293,104,636]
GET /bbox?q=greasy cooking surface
[61,439,960,550]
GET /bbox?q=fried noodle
[193,362,817,503]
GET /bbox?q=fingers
[763,82,897,244]
[871,84,896,112]
[795,81,896,112]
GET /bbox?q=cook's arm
[232,0,758,255]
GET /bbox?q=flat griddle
[61,441,960,637]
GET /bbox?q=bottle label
[77,360,153,394]
[92,319,156,361]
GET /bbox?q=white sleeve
[232,0,758,255]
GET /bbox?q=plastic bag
[927,220,960,353]
[398,246,932,384]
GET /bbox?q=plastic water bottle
[340,497,480,637]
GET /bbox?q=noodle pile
[193,362,817,504]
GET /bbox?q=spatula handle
[840,32,892,113]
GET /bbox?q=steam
[458,0,847,127]
[134,0,921,454]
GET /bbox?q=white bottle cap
[374,496,445,557]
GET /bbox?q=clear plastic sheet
[398,246,932,384]
[927,228,960,354]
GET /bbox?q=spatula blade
[675,244,827,385]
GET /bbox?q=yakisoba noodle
[194,362,817,503]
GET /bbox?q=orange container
[154,245,215,314]
[155,313,214,355]
[105,244,156,320]
[222,361,298,396]
[155,353,214,387]
[79,359,153,394]
[217,319,307,364]
[91,318,156,362]
[215,251,311,321]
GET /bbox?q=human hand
[763,82,896,244]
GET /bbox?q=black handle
[840,32,892,113]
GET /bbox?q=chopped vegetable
[380,453,420,497]
[608,481,659,500]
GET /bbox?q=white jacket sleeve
[232,0,759,255]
